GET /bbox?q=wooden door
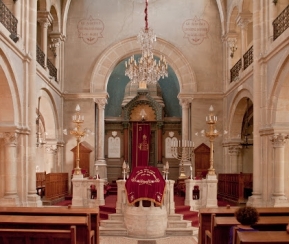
[194,143,210,178]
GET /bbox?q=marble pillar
[270,133,289,207]
[0,132,19,206]
[228,145,242,173]
[94,98,107,180]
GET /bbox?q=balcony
[273,4,289,41]
[0,0,18,42]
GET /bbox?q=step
[108,213,124,221]
[100,219,126,228]
[167,220,192,228]
[166,227,198,236]
[99,226,128,236]
[167,214,184,221]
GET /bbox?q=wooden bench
[206,215,289,244]
[236,231,289,244]
[0,206,99,244]
[199,206,289,244]
[0,225,76,244]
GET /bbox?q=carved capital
[236,12,252,29]
[45,144,58,154]
[228,145,242,155]
[270,133,288,148]
[0,132,17,146]
[95,98,107,110]
[180,99,190,109]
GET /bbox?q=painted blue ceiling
[106,54,181,118]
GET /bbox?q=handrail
[0,0,18,40]
[273,4,289,40]
[230,59,242,82]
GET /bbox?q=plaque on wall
[108,134,121,158]
[165,136,177,158]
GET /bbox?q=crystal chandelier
[125,0,168,86]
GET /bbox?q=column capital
[94,98,107,110]
[228,145,242,155]
[37,11,53,26]
[179,98,191,108]
[270,133,289,148]
[236,12,252,29]
[45,144,58,154]
[0,132,18,146]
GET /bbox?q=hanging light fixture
[125,0,168,86]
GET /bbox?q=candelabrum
[122,161,130,180]
[171,140,194,179]
[70,105,86,176]
[163,161,169,180]
[205,105,219,175]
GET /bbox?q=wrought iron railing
[243,46,253,70]
[273,4,289,41]
[230,59,241,83]
[47,58,57,82]
[0,0,18,38]
[36,45,45,68]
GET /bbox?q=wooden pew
[0,225,76,244]
[207,215,289,244]
[236,231,289,244]
[199,206,289,244]
[0,206,99,244]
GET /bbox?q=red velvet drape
[132,122,151,169]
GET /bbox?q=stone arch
[49,4,60,33]
[38,88,59,140]
[0,48,21,126]
[227,5,240,32]
[89,37,196,94]
[228,88,253,139]
[268,52,289,125]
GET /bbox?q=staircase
[99,193,199,237]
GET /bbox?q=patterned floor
[99,236,198,244]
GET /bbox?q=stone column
[45,144,58,173]
[94,98,107,180]
[179,98,191,177]
[247,0,263,207]
[236,12,252,69]
[0,132,19,206]
[122,122,129,163]
[228,145,242,173]
[49,33,65,80]
[157,122,163,164]
[116,180,126,214]
[270,133,289,207]
[27,0,42,206]
[37,11,53,68]
[269,1,278,42]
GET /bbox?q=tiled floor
[100,236,198,244]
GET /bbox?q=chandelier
[125,0,168,86]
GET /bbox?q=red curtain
[132,122,151,169]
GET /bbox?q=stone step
[99,226,128,236]
[100,219,125,228]
[167,219,192,228]
[166,227,198,236]
[167,214,184,221]
[108,213,124,221]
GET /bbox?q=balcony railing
[37,45,58,82]
[0,0,18,41]
[243,46,253,70]
[273,4,289,41]
[230,59,242,82]
[47,58,57,82]
[36,45,45,68]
